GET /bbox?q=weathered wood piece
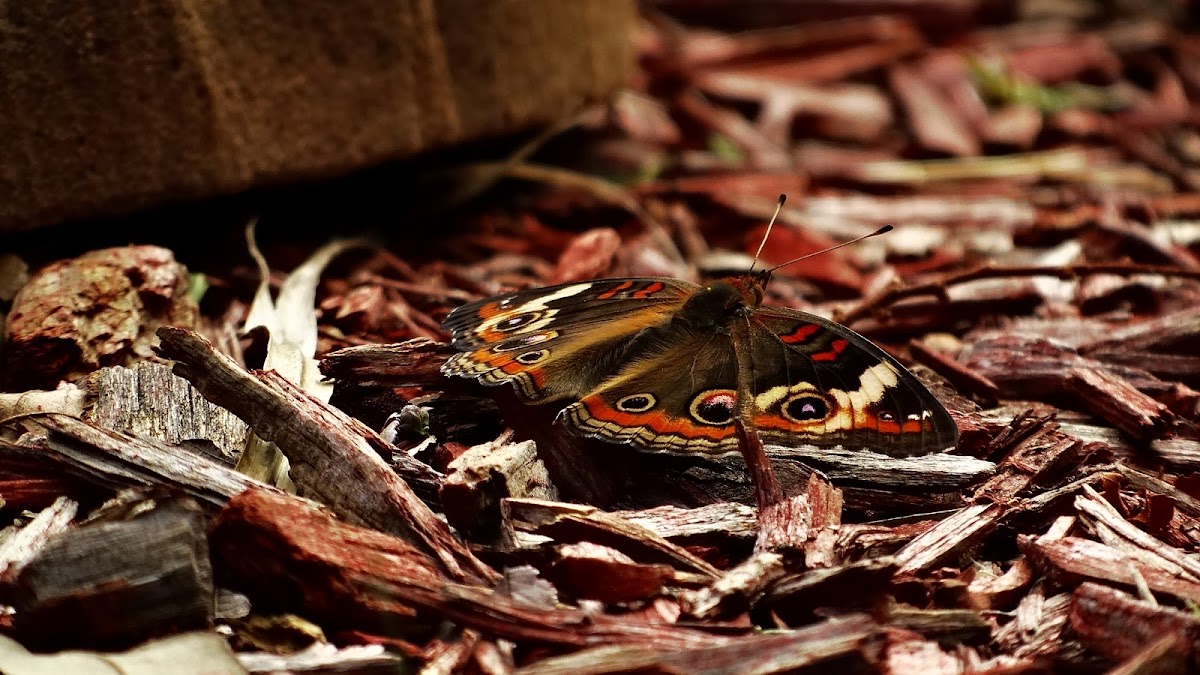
[156,327,494,584]
[10,496,213,651]
[87,362,250,464]
[0,496,77,585]
[320,339,499,434]
[894,503,1003,576]
[513,614,884,675]
[759,557,897,625]
[547,542,678,603]
[0,474,78,512]
[847,277,1043,339]
[1070,582,1200,667]
[1091,350,1200,386]
[883,632,982,675]
[964,333,1187,402]
[993,588,1074,660]
[755,471,842,561]
[1148,438,1200,470]
[965,557,1035,610]
[160,327,442,497]
[237,644,406,673]
[211,488,737,650]
[1074,486,1200,581]
[973,422,1083,503]
[1023,535,1200,604]
[885,603,990,644]
[683,552,785,620]
[320,339,451,389]
[612,502,758,546]
[1079,305,1200,355]
[441,436,558,540]
[620,449,977,515]
[907,339,1000,406]
[0,413,267,511]
[769,446,996,491]
[504,498,720,578]
[1064,367,1175,441]
[1116,463,1200,518]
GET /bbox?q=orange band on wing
[873,419,930,434]
[473,302,510,342]
[470,349,545,385]
[631,281,666,299]
[779,323,821,344]
[597,281,634,300]
[582,397,731,441]
[810,339,848,362]
[754,415,828,433]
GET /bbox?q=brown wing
[557,326,742,454]
[746,307,959,456]
[441,278,696,403]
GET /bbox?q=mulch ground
[1,2,1200,673]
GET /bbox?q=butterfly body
[441,273,958,458]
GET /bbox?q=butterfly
[439,267,959,458]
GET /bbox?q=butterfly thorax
[675,275,767,331]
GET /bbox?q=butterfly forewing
[441,278,696,403]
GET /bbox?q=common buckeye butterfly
[441,207,959,458]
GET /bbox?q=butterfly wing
[746,307,959,456]
[446,277,958,457]
[441,278,696,403]
[558,327,742,455]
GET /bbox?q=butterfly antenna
[749,194,786,273]
[767,224,894,272]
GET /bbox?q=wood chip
[211,488,734,650]
[441,437,558,540]
[0,497,77,584]
[1069,582,1200,664]
[513,614,883,675]
[895,503,1003,576]
[1,413,267,511]
[87,362,249,463]
[157,328,493,584]
[1023,535,1200,604]
[1064,367,1175,441]
[684,551,785,620]
[11,496,212,651]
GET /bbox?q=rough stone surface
[0,0,636,232]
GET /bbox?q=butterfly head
[677,274,769,330]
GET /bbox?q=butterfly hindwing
[441,278,696,403]
[558,327,741,454]
[747,308,959,456]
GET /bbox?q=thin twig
[840,262,1200,325]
